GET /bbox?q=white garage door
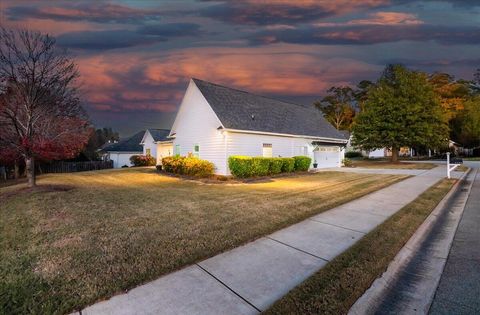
[314,146,340,168]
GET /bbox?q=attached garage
[313,146,342,168]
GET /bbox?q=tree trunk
[14,160,19,179]
[391,146,399,163]
[25,156,36,187]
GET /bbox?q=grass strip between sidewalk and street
[264,178,456,315]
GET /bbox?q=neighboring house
[169,78,348,175]
[102,130,144,168]
[340,131,354,152]
[140,129,173,165]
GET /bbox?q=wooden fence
[39,160,113,174]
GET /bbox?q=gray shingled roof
[192,78,347,141]
[103,130,144,152]
[147,129,171,142]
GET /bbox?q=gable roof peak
[191,78,347,141]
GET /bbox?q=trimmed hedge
[228,156,309,178]
[227,156,252,177]
[162,156,214,177]
[270,158,284,174]
[293,156,312,171]
[130,155,156,166]
[281,158,295,173]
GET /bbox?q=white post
[447,152,450,179]
[428,149,431,158]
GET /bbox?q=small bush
[269,158,284,175]
[293,156,312,171]
[130,155,156,167]
[281,158,295,173]
[252,157,271,176]
[228,156,252,178]
[345,151,363,158]
[182,157,215,177]
[342,158,353,167]
[162,156,214,177]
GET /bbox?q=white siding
[142,131,157,159]
[170,79,344,175]
[369,149,386,158]
[109,152,140,168]
[225,132,317,174]
[170,80,227,174]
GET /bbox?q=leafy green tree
[314,86,356,130]
[353,80,374,111]
[452,97,480,147]
[352,64,449,162]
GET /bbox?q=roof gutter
[223,128,348,144]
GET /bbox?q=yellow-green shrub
[269,158,284,174]
[228,156,301,177]
[281,158,295,173]
[161,156,214,177]
[228,156,252,177]
[293,156,312,171]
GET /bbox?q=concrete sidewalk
[78,166,455,315]
[315,166,466,177]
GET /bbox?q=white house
[169,78,348,175]
[102,130,144,168]
[140,129,173,165]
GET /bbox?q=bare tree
[0,28,91,187]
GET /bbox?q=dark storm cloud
[137,23,201,36]
[7,2,162,24]
[57,23,202,50]
[392,0,480,7]
[198,2,332,25]
[249,25,480,46]
[57,30,166,50]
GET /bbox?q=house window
[175,145,181,156]
[193,144,199,157]
[297,146,308,156]
[146,148,151,156]
[262,143,272,157]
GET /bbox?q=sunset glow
[2,0,479,135]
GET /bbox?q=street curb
[349,168,476,315]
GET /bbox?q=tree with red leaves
[0,28,91,187]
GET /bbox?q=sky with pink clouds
[1,0,479,136]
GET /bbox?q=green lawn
[0,168,406,314]
[265,178,455,315]
[350,159,436,169]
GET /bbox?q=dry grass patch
[0,167,406,314]
[265,178,456,315]
[351,159,436,169]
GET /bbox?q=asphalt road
[429,165,480,314]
